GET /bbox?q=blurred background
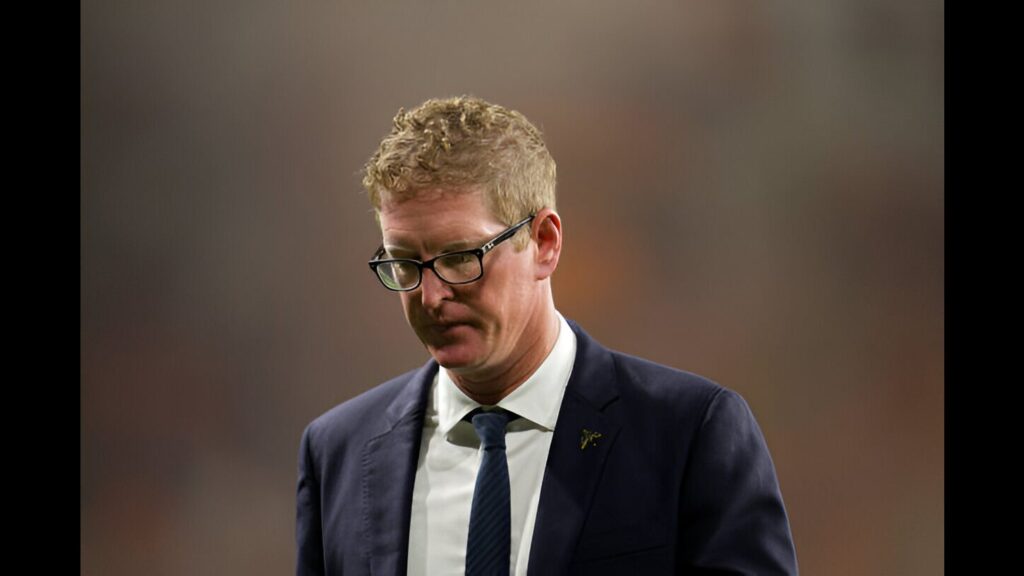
[81,1,943,574]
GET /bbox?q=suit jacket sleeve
[676,388,798,575]
[296,423,326,576]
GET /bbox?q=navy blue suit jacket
[296,320,798,575]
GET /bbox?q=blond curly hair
[362,95,557,249]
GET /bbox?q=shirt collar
[436,312,577,439]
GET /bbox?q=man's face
[377,188,540,381]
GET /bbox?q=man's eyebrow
[381,244,416,258]
[437,239,479,253]
[383,238,479,258]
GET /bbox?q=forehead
[378,187,502,252]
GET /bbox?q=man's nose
[418,267,452,309]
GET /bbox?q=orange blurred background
[81,1,943,574]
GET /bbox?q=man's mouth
[430,322,464,333]
[422,319,478,338]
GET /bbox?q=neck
[450,305,560,405]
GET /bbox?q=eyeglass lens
[376,252,483,290]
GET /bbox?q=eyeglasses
[368,214,536,291]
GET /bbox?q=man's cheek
[400,297,419,323]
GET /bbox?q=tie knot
[470,410,511,449]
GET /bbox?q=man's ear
[532,209,562,280]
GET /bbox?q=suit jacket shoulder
[303,366,428,456]
[603,347,764,470]
[606,347,726,421]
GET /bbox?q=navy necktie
[465,409,514,576]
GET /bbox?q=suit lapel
[360,360,437,576]
[528,321,621,574]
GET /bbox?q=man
[296,95,798,575]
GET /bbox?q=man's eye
[443,253,473,265]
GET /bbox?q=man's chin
[426,342,484,374]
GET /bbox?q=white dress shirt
[407,312,577,576]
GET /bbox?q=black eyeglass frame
[368,214,536,292]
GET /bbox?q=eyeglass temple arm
[481,215,535,254]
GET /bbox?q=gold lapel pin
[580,429,603,450]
